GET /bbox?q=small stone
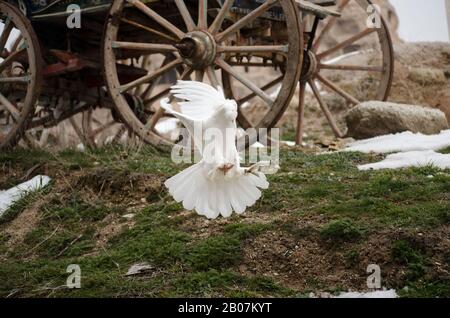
[122,213,135,219]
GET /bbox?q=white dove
[160,80,271,219]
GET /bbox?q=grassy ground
[0,145,449,298]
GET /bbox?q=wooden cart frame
[0,0,393,150]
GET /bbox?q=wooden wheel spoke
[140,54,173,99]
[120,18,177,42]
[312,0,351,52]
[0,47,26,73]
[93,120,117,135]
[206,66,219,88]
[308,80,343,138]
[0,75,29,83]
[112,41,177,53]
[295,81,306,145]
[317,28,377,59]
[217,45,288,55]
[209,0,234,34]
[0,92,20,120]
[0,17,13,53]
[69,117,90,145]
[319,63,384,72]
[112,125,127,143]
[119,58,182,93]
[216,58,273,107]
[174,0,196,32]
[195,70,204,82]
[198,0,208,29]
[216,0,278,42]
[180,66,194,80]
[143,87,171,106]
[316,73,360,105]
[127,0,185,39]
[237,75,283,104]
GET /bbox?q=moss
[187,235,242,271]
[42,195,116,223]
[391,239,428,283]
[320,219,362,242]
[391,240,424,265]
[399,279,450,298]
[223,222,271,239]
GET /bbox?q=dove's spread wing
[160,97,205,150]
[170,80,226,120]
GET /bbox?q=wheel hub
[300,50,318,82]
[174,31,216,69]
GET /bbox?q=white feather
[162,81,273,219]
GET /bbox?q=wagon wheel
[295,0,394,144]
[21,101,128,149]
[103,0,303,151]
[0,2,41,149]
[79,107,134,148]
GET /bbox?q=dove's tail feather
[164,163,269,219]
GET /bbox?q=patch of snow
[344,130,450,154]
[0,175,51,217]
[335,289,398,298]
[358,150,450,171]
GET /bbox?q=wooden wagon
[0,0,393,150]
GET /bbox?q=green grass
[320,219,362,242]
[0,145,449,297]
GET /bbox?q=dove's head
[221,99,238,121]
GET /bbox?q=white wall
[390,0,450,42]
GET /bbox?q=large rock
[345,101,449,139]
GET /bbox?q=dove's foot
[245,161,280,175]
[207,163,235,180]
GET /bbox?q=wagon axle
[174,31,217,69]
